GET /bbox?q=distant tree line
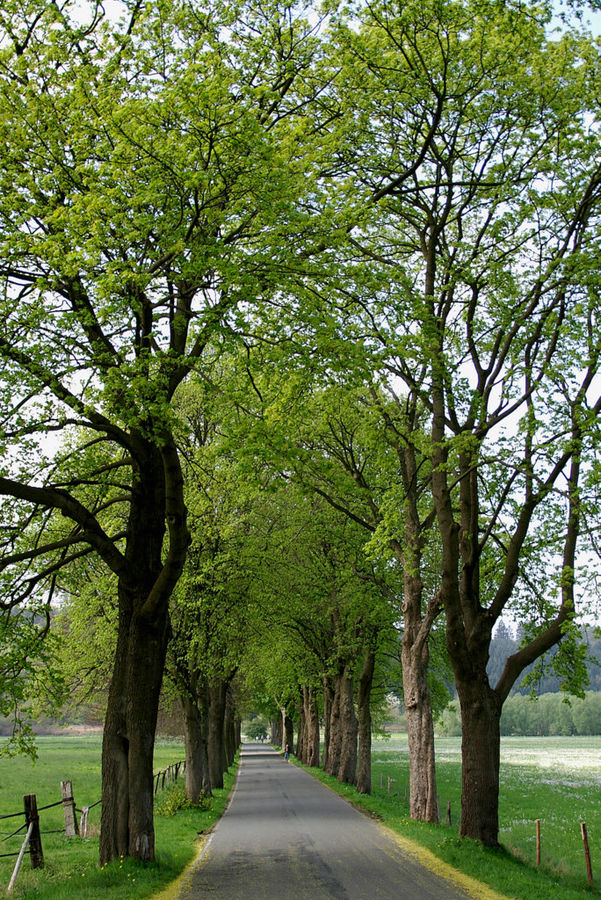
[438,691,601,737]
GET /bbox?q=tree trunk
[208,680,227,789]
[325,673,342,776]
[356,649,375,794]
[401,568,439,822]
[181,681,211,803]
[271,716,282,746]
[284,711,294,755]
[98,436,189,865]
[223,684,237,768]
[307,687,320,768]
[456,678,502,845]
[100,596,169,863]
[322,676,333,770]
[403,659,438,821]
[337,664,357,785]
[296,695,306,763]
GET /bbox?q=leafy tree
[164,376,263,799]
[0,600,65,758]
[320,0,601,846]
[0,0,324,863]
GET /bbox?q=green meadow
[2,734,601,898]
[0,735,235,899]
[315,735,601,900]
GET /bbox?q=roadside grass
[0,735,237,899]
[291,735,601,900]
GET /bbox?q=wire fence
[0,758,186,882]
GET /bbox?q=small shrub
[155,784,211,817]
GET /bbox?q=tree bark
[356,648,375,794]
[208,679,227,789]
[271,716,282,747]
[181,679,211,803]
[100,594,169,862]
[307,687,320,768]
[456,677,502,845]
[401,572,440,822]
[325,672,342,776]
[223,683,237,768]
[403,658,438,821]
[99,440,186,865]
[322,676,334,770]
[337,663,357,785]
[296,694,306,763]
[284,711,294,754]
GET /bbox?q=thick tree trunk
[181,681,211,803]
[397,435,441,823]
[356,649,375,794]
[99,435,188,866]
[100,605,131,862]
[456,678,502,845]
[337,664,357,785]
[284,712,294,754]
[325,673,342,776]
[307,687,320,768]
[296,695,306,763]
[208,680,227,789]
[279,707,286,750]
[401,570,439,822]
[404,661,438,822]
[100,596,169,863]
[223,684,237,768]
[271,716,282,746]
[322,677,333,770]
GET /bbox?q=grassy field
[0,735,237,899]
[3,734,600,899]
[300,734,601,900]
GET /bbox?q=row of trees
[1,0,601,865]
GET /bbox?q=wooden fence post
[80,807,90,838]
[446,801,452,826]
[536,819,541,866]
[582,822,593,884]
[23,794,44,869]
[61,781,79,838]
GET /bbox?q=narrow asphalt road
[173,744,486,900]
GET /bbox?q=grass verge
[0,736,238,899]
[289,748,600,900]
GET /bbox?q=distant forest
[487,622,601,694]
[436,623,601,737]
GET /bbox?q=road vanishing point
[169,743,502,900]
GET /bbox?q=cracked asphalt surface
[174,743,476,900]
